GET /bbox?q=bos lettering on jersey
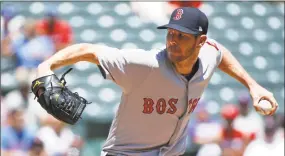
[142,98,178,114]
[187,98,200,113]
[142,98,200,115]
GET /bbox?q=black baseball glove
[31,68,90,125]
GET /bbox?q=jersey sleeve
[205,38,223,66]
[96,46,155,93]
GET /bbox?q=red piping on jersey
[206,41,219,51]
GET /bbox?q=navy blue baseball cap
[157,7,208,35]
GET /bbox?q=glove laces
[54,68,91,116]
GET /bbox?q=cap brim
[157,24,200,35]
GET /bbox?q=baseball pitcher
[31,7,278,156]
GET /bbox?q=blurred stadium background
[1,1,284,156]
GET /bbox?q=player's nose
[169,41,177,46]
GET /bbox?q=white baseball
[257,100,272,115]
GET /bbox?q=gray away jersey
[96,38,223,156]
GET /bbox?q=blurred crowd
[187,93,284,156]
[1,1,284,156]
[1,5,83,156]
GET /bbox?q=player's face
[166,28,198,63]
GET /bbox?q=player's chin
[167,53,184,63]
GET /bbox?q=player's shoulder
[97,44,164,66]
[203,38,221,52]
[199,38,223,66]
[118,47,163,67]
[199,38,222,56]
[119,47,160,57]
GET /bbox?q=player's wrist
[242,76,258,90]
[38,61,52,69]
[247,81,259,90]
[37,62,54,78]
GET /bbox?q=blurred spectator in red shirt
[217,104,254,156]
[233,92,264,139]
[168,1,203,8]
[36,9,73,52]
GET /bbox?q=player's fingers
[269,100,278,116]
[252,96,262,112]
[260,96,278,116]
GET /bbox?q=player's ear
[197,35,207,48]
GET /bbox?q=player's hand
[249,84,278,116]
[34,63,55,96]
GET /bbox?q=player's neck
[173,54,199,76]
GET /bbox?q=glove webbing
[49,68,91,118]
